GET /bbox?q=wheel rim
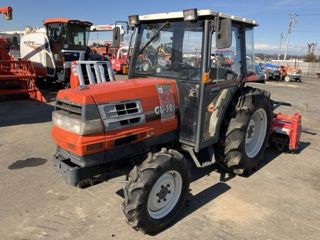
[245,108,267,158]
[142,61,150,71]
[285,76,290,82]
[155,66,162,73]
[147,170,182,219]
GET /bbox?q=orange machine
[280,66,302,82]
[0,6,12,20]
[52,78,178,155]
[0,38,11,60]
[51,9,301,233]
[0,6,45,101]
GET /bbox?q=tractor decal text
[155,83,175,122]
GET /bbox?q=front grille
[98,100,144,131]
[55,100,83,118]
[79,63,111,84]
[115,102,139,116]
[120,117,140,126]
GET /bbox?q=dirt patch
[295,169,320,192]
[209,194,269,224]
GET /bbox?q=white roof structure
[138,9,258,26]
[90,24,125,35]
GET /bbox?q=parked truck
[51,9,301,233]
[263,63,281,81]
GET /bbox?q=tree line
[255,53,319,62]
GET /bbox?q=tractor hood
[56,78,178,110]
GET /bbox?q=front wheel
[142,59,152,72]
[122,149,190,233]
[284,76,291,82]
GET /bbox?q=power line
[292,30,320,33]
[297,13,320,16]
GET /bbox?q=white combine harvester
[1,19,125,88]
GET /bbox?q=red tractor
[279,65,302,82]
[51,9,301,233]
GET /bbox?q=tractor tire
[122,148,190,233]
[142,59,152,72]
[284,76,291,82]
[218,87,272,175]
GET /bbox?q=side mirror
[113,27,121,48]
[216,18,232,49]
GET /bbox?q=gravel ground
[0,75,319,240]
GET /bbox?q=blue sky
[1,0,320,55]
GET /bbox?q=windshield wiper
[138,21,170,55]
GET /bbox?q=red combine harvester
[0,6,45,102]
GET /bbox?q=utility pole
[312,43,317,54]
[278,32,283,62]
[308,43,312,54]
[284,13,297,61]
[96,32,99,46]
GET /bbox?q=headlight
[52,111,104,135]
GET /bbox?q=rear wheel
[218,87,272,175]
[122,149,190,233]
[245,108,268,158]
[265,73,270,80]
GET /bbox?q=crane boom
[0,6,12,20]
